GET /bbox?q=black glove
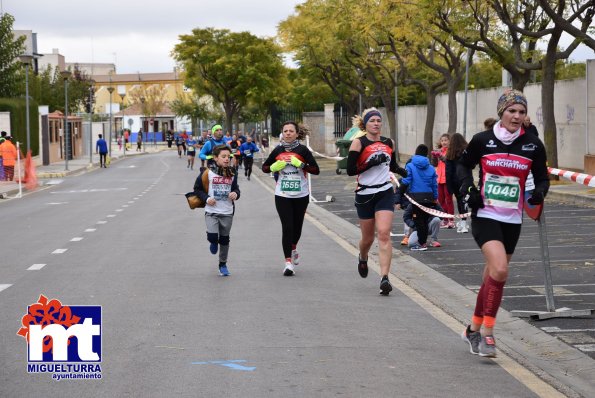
[396,166,408,178]
[465,186,484,211]
[527,190,544,205]
[368,153,389,167]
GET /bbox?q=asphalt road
[0,151,568,397]
[304,158,595,360]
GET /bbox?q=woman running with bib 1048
[346,108,407,296]
[262,121,320,276]
[457,89,549,357]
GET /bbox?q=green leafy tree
[173,28,288,131]
[0,13,26,98]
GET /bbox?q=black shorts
[471,216,522,254]
[354,187,395,220]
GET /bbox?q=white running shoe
[291,249,299,265]
[456,220,463,233]
[460,221,469,233]
[283,261,295,276]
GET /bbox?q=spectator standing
[96,134,109,168]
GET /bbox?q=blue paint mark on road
[191,360,256,371]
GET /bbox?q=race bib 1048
[484,174,520,209]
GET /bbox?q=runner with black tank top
[262,121,319,276]
[346,108,407,296]
[457,89,549,357]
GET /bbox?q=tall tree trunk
[424,90,437,150]
[446,79,459,134]
[508,68,532,91]
[541,29,562,170]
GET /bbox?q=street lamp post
[88,79,95,165]
[61,70,72,170]
[140,96,146,152]
[107,86,114,157]
[119,91,126,157]
[19,54,34,153]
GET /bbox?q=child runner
[262,121,320,276]
[194,145,241,276]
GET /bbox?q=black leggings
[274,195,309,258]
[244,157,254,177]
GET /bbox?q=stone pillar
[586,60,595,174]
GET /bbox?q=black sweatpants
[274,195,309,259]
[412,204,430,245]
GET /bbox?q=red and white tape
[391,173,471,219]
[548,167,595,188]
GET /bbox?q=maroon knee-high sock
[483,275,506,327]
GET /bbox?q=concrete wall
[396,70,593,171]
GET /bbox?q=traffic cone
[24,150,37,190]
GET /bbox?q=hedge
[0,97,40,156]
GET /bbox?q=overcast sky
[6,0,593,75]
[7,0,304,74]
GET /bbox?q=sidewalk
[0,144,170,198]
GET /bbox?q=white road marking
[575,344,595,352]
[51,188,127,194]
[447,259,594,268]
[70,237,83,242]
[44,179,64,185]
[128,201,134,204]
[0,284,11,292]
[85,229,96,232]
[46,202,68,205]
[122,205,129,207]
[541,327,595,333]
[467,283,595,290]
[436,244,593,253]
[52,249,67,254]
[504,293,595,298]
[97,221,107,224]
[116,209,123,212]
[27,264,47,271]
[107,215,116,218]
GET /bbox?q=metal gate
[270,105,302,137]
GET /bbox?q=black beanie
[415,144,429,156]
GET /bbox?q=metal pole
[537,213,556,312]
[16,141,22,198]
[89,85,93,165]
[463,48,470,138]
[24,63,31,153]
[64,79,69,171]
[108,88,113,157]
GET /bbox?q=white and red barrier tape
[390,173,471,219]
[548,167,595,188]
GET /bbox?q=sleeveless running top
[356,136,394,195]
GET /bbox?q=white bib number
[484,174,520,209]
[280,176,302,195]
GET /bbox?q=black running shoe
[358,255,368,278]
[380,278,392,296]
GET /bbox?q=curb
[547,190,595,208]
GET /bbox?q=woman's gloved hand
[270,160,287,172]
